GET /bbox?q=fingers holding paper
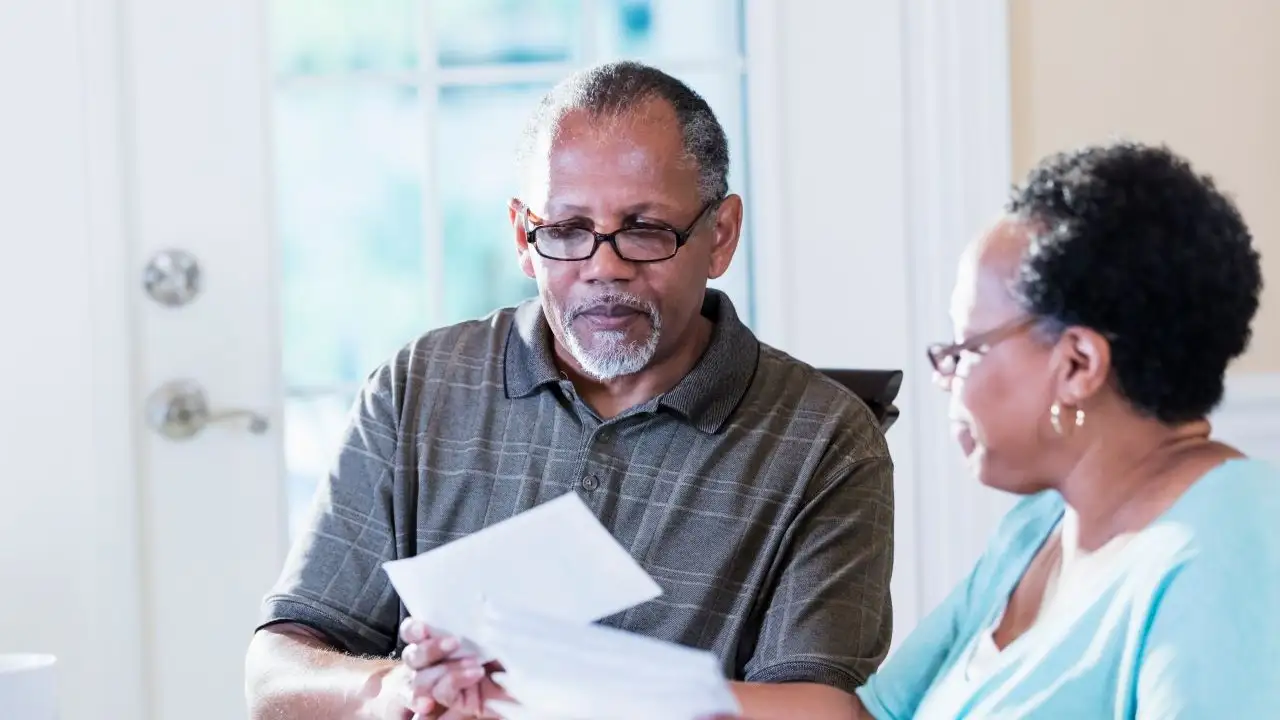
[399,617,512,718]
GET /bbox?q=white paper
[477,602,741,720]
[382,492,663,656]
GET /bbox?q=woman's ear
[1054,326,1112,404]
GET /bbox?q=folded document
[480,601,740,719]
[382,492,740,719]
[382,492,662,656]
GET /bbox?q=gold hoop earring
[1050,402,1086,436]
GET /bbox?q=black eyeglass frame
[514,199,720,263]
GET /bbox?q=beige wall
[1010,0,1280,373]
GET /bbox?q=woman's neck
[1055,415,1222,551]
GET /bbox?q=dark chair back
[817,369,904,433]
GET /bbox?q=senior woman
[399,141,1280,719]
[848,141,1279,719]
[714,141,1279,720]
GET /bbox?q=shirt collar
[503,289,759,433]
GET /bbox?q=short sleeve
[255,364,404,656]
[854,561,977,719]
[742,455,895,694]
[1135,543,1280,717]
[857,491,1063,720]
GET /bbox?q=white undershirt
[914,508,1136,718]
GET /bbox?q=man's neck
[556,314,715,420]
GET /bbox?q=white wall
[754,1,922,633]
[0,2,144,718]
[760,0,1016,637]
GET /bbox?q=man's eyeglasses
[514,200,718,263]
[926,316,1037,377]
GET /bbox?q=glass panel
[274,82,429,389]
[670,69,752,320]
[271,0,422,76]
[595,0,743,63]
[432,0,583,67]
[284,389,358,540]
[436,83,547,323]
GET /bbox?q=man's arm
[738,446,895,716]
[244,362,410,718]
[245,623,405,720]
[729,681,868,720]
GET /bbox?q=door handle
[145,379,270,440]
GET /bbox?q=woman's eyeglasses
[926,316,1038,377]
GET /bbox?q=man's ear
[706,194,744,280]
[511,198,535,279]
[1053,326,1112,406]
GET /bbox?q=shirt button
[581,475,600,492]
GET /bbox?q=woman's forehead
[951,219,1030,328]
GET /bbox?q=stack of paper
[479,601,739,720]
[382,493,741,720]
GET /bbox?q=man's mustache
[567,293,657,320]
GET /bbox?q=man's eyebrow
[542,202,683,222]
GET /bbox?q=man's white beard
[560,294,661,381]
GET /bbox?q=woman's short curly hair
[1007,141,1263,424]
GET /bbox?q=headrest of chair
[816,369,904,433]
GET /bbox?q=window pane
[436,84,546,323]
[274,83,429,388]
[669,69,752,320]
[595,0,743,63]
[284,389,358,541]
[271,0,421,76]
[432,0,582,67]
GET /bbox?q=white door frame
[747,0,1014,638]
[80,0,147,717]
[899,0,1016,618]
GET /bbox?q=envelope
[382,491,663,656]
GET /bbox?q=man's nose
[580,237,638,283]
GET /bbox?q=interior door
[125,1,286,718]
[124,0,755,717]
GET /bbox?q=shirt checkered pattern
[258,290,895,693]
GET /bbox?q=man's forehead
[521,102,699,215]
[552,98,681,137]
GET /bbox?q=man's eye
[541,227,587,241]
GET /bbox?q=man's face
[512,99,741,380]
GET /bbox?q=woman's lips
[952,422,978,457]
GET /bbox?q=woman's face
[943,219,1060,493]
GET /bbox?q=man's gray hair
[516,61,730,202]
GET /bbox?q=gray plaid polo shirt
[258,289,894,693]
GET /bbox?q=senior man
[245,60,894,720]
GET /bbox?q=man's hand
[397,617,514,718]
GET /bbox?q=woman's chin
[972,456,1038,495]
